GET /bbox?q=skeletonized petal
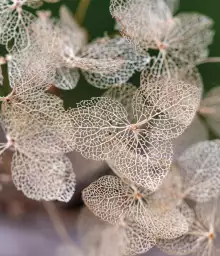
[12,151,75,202]
[55,67,80,90]
[81,36,150,88]
[177,140,220,202]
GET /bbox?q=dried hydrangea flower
[81,36,150,89]
[199,86,220,137]
[0,0,43,51]
[110,0,214,79]
[157,199,220,256]
[176,140,220,203]
[77,207,155,256]
[82,175,191,241]
[0,103,75,202]
[32,9,126,90]
[71,76,200,172]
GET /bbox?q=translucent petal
[12,151,75,202]
[26,0,44,9]
[137,77,201,139]
[158,200,220,256]
[1,95,74,154]
[200,87,220,137]
[59,5,87,50]
[111,0,214,78]
[108,139,173,191]
[71,97,130,160]
[165,0,179,14]
[83,175,190,241]
[72,76,199,162]
[119,217,156,256]
[157,232,200,255]
[147,166,183,210]
[82,175,138,225]
[78,207,155,256]
[81,36,150,88]
[173,115,209,159]
[0,1,36,52]
[177,141,220,202]
[7,40,56,95]
[55,67,80,90]
[110,0,172,51]
[102,83,137,120]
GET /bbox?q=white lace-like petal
[55,67,80,90]
[81,36,150,88]
[177,140,220,203]
[12,151,75,202]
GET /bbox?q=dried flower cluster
[1,0,220,255]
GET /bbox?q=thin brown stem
[75,0,91,25]
[43,201,72,244]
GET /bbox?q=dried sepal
[199,86,220,137]
[177,140,220,203]
[137,77,201,139]
[157,199,220,256]
[0,100,73,154]
[146,12,214,79]
[12,151,75,202]
[0,0,38,52]
[165,0,180,14]
[59,5,87,51]
[102,83,136,121]
[81,36,150,88]
[111,0,214,79]
[173,115,209,159]
[107,139,173,191]
[110,0,173,51]
[78,207,155,256]
[72,75,200,161]
[7,40,56,95]
[146,166,183,211]
[83,175,190,241]
[55,67,80,90]
[82,175,140,225]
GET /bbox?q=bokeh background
[0,0,220,255]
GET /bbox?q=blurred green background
[1,0,220,108]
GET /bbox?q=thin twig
[198,57,220,65]
[75,0,91,25]
[43,201,72,244]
